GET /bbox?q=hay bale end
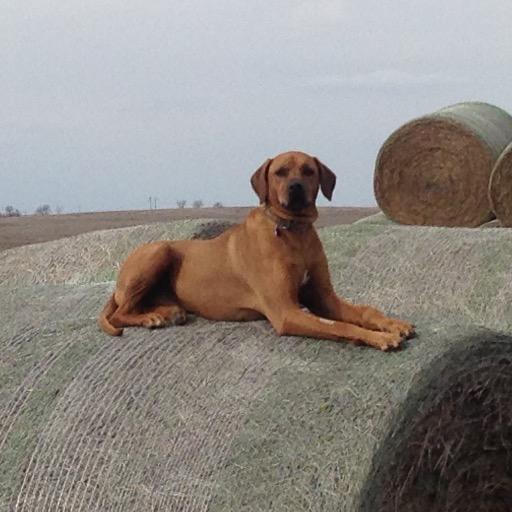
[374,102,512,227]
[489,142,512,226]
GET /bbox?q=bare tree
[212,201,224,208]
[55,204,64,214]
[4,205,21,217]
[176,200,186,209]
[192,199,204,209]
[35,204,52,215]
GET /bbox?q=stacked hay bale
[374,102,512,227]
[2,220,512,511]
[489,142,512,226]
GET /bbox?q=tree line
[0,200,224,217]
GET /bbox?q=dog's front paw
[386,319,415,339]
[371,331,404,351]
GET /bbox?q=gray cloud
[305,69,468,89]
[1,0,511,212]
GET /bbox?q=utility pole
[149,196,152,210]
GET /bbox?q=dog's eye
[275,167,288,177]
[302,166,314,177]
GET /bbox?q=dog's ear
[250,158,272,204]
[314,157,336,201]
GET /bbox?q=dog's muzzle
[286,181,308,211]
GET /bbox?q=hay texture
[352,211,395,226]
[0,219,234,287]
[489,142,512,226]
[374,101,512,227]
[2,220,512,511]
[321,223,512,331]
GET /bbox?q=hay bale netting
[1,282,512,511]
[321,223,512,331]
[489,141,512,226]
[3,220,512,510]
[374,101,512,227]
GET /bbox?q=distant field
[0,206,379,252]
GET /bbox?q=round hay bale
[1,279,511,511]
[2,222,512,510]
[489,142,512,226]
[361,334,512,512]
[374,101,512,227]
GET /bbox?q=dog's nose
[288,181,304,193]
[285,179,308,211]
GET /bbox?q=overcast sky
[2,0,512,213]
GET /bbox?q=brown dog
[99,151,414,350]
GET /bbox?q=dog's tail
[98,293,123,336]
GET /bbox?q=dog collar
[263,207,312,237]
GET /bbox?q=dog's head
[251,151,336,215]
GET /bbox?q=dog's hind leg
[108,242,187,331]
